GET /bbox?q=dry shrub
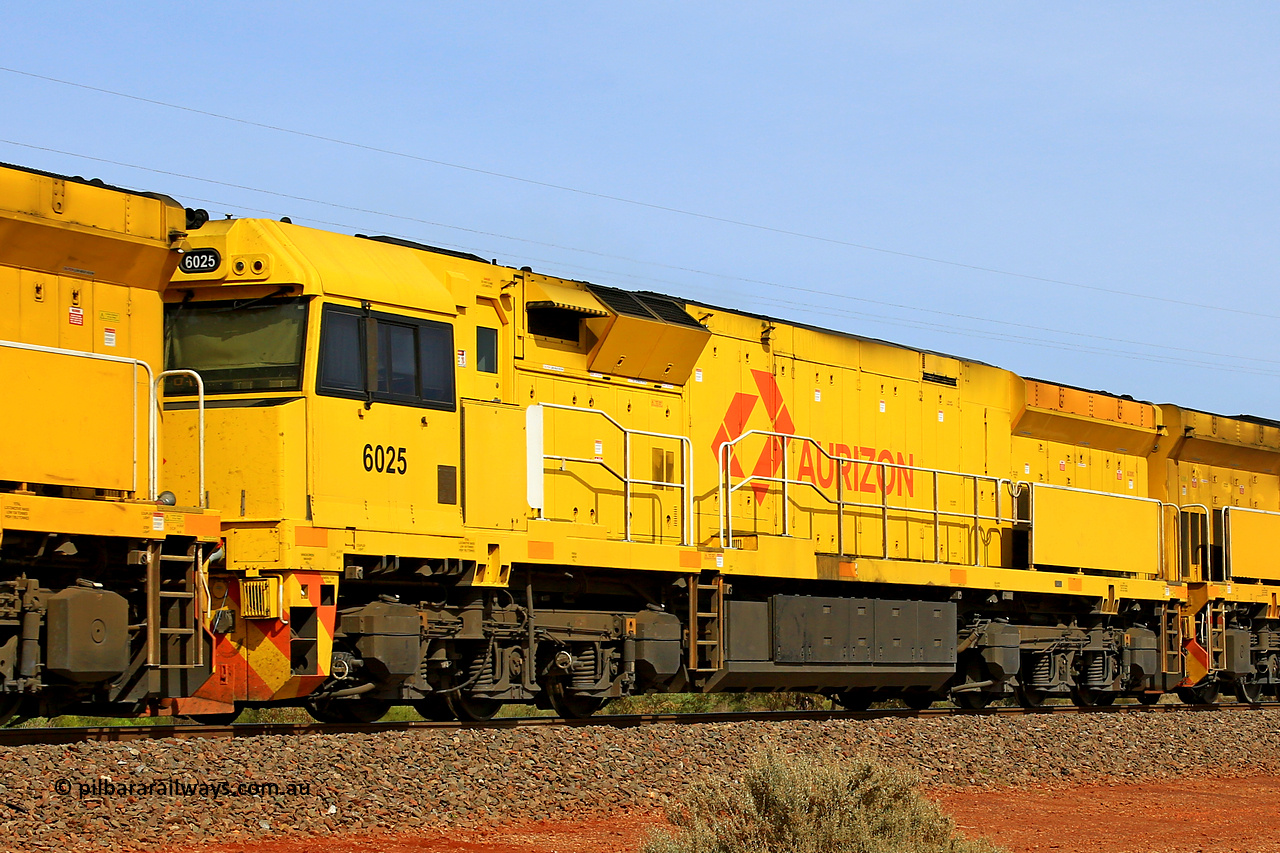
[642,750,1002,853]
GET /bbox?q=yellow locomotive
[151,209,1280,722]
[0,163,220,722]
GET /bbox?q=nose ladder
[143,541,205,671]
[688,573,724,673]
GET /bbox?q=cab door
[308,301,461,535]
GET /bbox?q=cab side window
[318,304,455,410]
[476,326,498,374]
[318,311,364,391]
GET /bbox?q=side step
[688,573,724,673]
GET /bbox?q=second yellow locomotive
[0,163,220,723]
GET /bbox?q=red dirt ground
[162,775,1280,853]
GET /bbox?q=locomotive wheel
[1235,679,1263,704]
[544,678,608,719]
[835,689,875,711]
[1069,687,1116,708]
[413,695,457,722]
[1176,683,1220,705]
[1015,686,1047,709]
[447,691,503,722]
[951,690,993,710]
[900,690,936,711]
[950,656,993,709]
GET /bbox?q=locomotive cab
[161,219,517,714]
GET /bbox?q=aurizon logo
[711,369,916,502]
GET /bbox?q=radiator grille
[240,578,278,619]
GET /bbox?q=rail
[717,430,1019,565]
[1,699,1271,746]
[526,403,694,545]
[0,339,157,499]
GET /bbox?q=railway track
[3,700,1276,747]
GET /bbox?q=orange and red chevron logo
[711,370,795,502]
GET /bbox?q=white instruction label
[814,389,821,402]
[152,514,165,532]
[695,368,703,382]
[456,349,466,367]
[103,327,116,347]
[593,439,603,460]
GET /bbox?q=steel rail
[3,701,1276,747]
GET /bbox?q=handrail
[717,429,1015,565]
[1158,501,1178,581]
[155,370,207,508]
[717,430,1179,577]
[1182,502,1213,581]
[530,403,694,545]
[0,339,155,498]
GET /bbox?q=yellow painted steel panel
[462,401,529,530]
[172,219,459,316]
[309,384,461,535]
[526,279,608,316]
[0,346,137,490]
[1031,485,1160,576]
[229,526,282,569]
[1225,509,1280,581]
[0,494,211,540]
[165,402,308,519]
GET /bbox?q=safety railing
[0,341,210,508]
[717,430,1018,566]
[1169,501,1212,582]
[0,339,157,499]
[1159,501,1280,584]
[155,369,207,508]
[526,403,694,545]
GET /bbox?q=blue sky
[3,4,1277,416]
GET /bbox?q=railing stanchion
[836,459,844,556]
[781,435,790,536]
[933,470,940,563]
[724,442,733,550]
[972,477,980,566]
[881,461,889,559]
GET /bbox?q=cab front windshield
[164,297,308,394]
